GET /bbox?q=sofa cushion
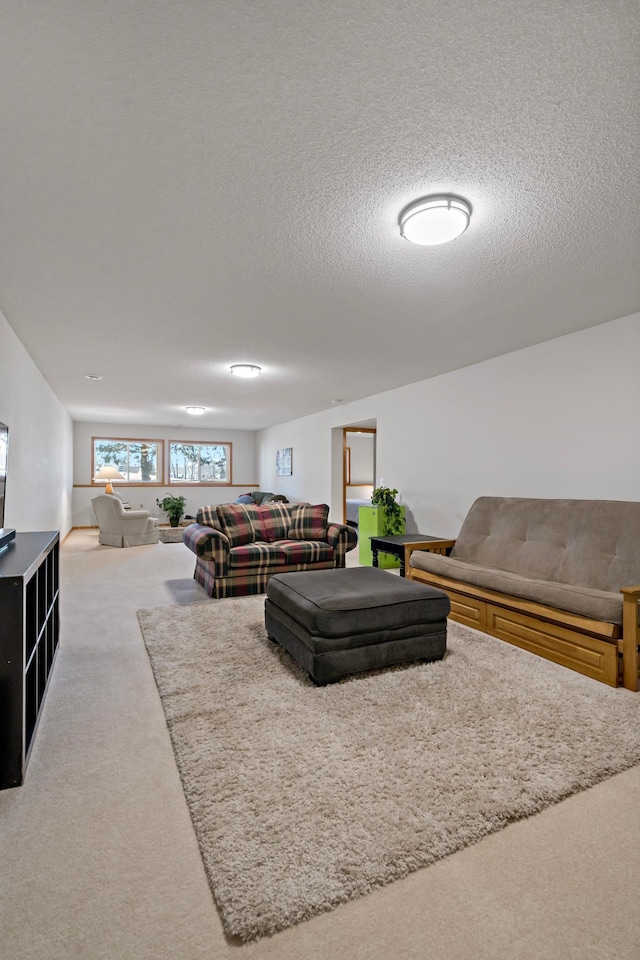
[409,551,624,625]
[255,503,292,541]
[217,503,257,546]
[287,503,330,541]
[272,539,334,564]
[452,496,640,593]
[229,541,288,568]
[197,504,223,530]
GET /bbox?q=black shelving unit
[0,531,60,789]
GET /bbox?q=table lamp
[94,464,126,495]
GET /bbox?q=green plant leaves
[372,487,404,534]
[156,494,187,519]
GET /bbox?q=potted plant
[156,494,187,527]
[371,486,405,535]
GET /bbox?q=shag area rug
[137,596,640,942]
[158,527,188,543]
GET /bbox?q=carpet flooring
[136,596,640,942]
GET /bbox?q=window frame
[91,437,165,486]
[167,440,233,486]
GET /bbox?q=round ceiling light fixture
[85,374,103,380]
[399,194,472,246]
[230,363,262,378]
[185,405,206,415]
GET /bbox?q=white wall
[258,312,640,533]
[0,311,73,535]
[259,418,335,511]
[4,307,636,537]
[72,422,259,526]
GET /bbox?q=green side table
[358,505,406,568]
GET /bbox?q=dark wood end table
[370,534,448,577]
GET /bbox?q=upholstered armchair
[91,494,159,547]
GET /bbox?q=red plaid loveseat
[183,502,358,598]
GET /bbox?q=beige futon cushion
[410,497,640,625]
[409,551,623,624]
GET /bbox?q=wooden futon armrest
[405,539,457,568]
[620,587,640,692]
[620,586,640,600]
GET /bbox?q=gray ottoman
[265,566,450,685]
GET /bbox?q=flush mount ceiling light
[399,194,472,246]
[85,374,103,380]
[185,405,206,415]
[230,364,261,378]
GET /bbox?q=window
[92,438,163,484]
[169,442,232,484]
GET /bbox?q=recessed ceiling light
[185,406,206,415]
[85,374,103,380]
[230,364,261,378]
[399,194,472,246]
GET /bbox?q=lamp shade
[400,195,472,246]
[94,465,125,481]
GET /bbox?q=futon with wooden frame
[405,497,640,691]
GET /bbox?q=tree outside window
[92,438,162,483]
[169,442,232,484]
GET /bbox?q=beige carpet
[137,596,640,943]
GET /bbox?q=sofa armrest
[182,523,231,575]
[326,522,358,567]
[620,586,640,691]
[120,510,157,534]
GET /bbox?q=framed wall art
[276,447,292,476]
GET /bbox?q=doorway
[342,426,376,526]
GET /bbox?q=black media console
[0,531,60,789]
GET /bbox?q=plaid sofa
[183,501,358,598]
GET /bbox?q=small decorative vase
[169,516,180,527]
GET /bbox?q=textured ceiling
[1,0,638,429]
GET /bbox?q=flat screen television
[0,421,16,550]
